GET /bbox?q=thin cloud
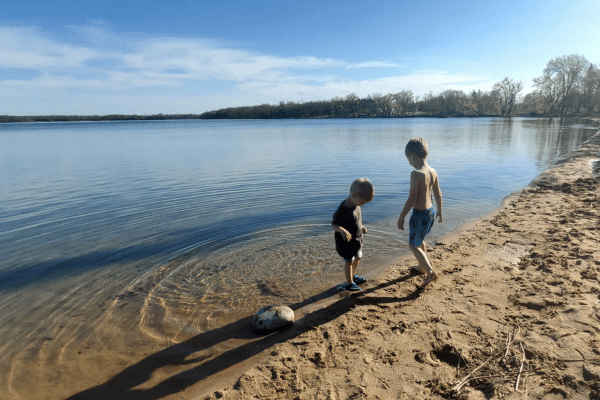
[121,39,342,82]
[0,26,107,69]
[0,26,343,89]
[347,61,403,69]
[238,73,495,100]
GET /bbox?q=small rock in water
[252,305,294,333]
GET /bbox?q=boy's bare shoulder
[425,165,438,178]
[410,169,425,178]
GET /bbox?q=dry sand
[63,125,599,400]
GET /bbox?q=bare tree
[383,94,394,117]
[393,90,414,116]
[582,64,600,113]
[371,93,385,117]
[521,91,549,115]
[361,95,376,117]
[492,78,523,116]
[532,74,561,115]
[533,54,590,116]
[470,90,498,115]
[419,92,441,115]
[438,90,476,116]
[345,93,359,117]
[330,97,346,117]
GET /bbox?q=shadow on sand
[68,271,422,400]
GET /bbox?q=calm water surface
[0,117,597,396]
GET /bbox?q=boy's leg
[352,256,368,284]
[409,244,438,288]
[344,259,354,284]
[410,242,428,274]
[351,257,361,280]
[344,258,362,291]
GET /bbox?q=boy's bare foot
[420,270,438,288]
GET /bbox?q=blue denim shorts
[409,207,435,247]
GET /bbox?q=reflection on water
[0,117,597,398]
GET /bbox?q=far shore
[0,113,593,124]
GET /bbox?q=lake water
[0,117,598,397]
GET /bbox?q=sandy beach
[183,126,600,400]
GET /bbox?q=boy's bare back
[410,165,441,211]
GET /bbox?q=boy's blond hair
[350,178,375,202]
[405,137,428,158]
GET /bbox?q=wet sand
[193,127,600,399]
[8,124,598,400]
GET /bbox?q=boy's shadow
[68,271,422,400]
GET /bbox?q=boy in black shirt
[332,178,375,291]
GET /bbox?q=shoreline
[194,126,600,399]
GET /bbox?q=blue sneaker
[345,282,362,291]
[353,275,367,285]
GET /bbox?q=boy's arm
[432,174,443,222]
[332,224,351,241]
[398,171,419,230]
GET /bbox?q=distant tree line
[2,54,598,123]
[201,54,600,119]
[0,114,203,123]
[200,84,522,120]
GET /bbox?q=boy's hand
[362,226,367,234]
[397,216,404,230]
[341,230,352,241]
[438,213,443,223]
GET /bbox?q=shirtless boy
[397,138,443,288]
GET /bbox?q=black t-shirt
[332,200,363,259]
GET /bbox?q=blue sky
[1,0,599,115]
